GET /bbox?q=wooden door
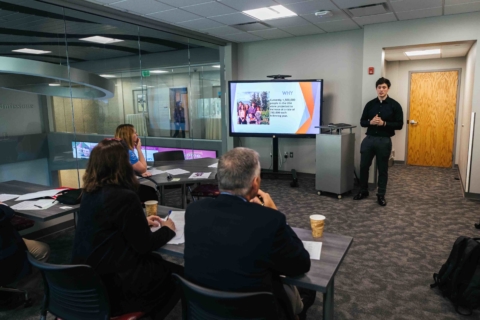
[407,71,458,167]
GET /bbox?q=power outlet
[284,152,288,159]
[289,152,293,158]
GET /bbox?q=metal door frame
[405,68,462,168]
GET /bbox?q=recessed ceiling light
[212,65,221,68]
[150,70,169,74]
[49,83,61,86]
[243,5,297,21]
[79,36,124,44]
[315,10,333,17]
[99,74,116,78]
[405,49,441,56]
[12,48,51,54]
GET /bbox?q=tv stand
[261,136,299,187]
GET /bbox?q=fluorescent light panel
[49,83,61,86]
[12,48,51,54]
[150,70,169,74]
[79,36,124,44]
[212,65,221,68]
[100,74,116,78]
[405,49,441,56]
[243,5,297,21]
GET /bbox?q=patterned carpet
[2,164,480,319]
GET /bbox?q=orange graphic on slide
[296,83,314,134]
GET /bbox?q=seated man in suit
[184,147,312,320]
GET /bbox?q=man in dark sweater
[354,77,403,206]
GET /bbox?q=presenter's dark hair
[376,77,391,88]
[83,139,138,193]
[217,147,260,196]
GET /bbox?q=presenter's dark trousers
[359,135,392,196]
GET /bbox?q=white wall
[385,57,467,163]
[362,12,480,193]
[459,42,477,190]
[236,30,364,173]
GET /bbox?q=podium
[315,126,355,199]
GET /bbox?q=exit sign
[141,70,150,77]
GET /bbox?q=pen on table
[34,205,43,208]
[165,210,172,221]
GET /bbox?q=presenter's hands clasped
[250,189,278,210]
[161,218,176,232]
[370,114,385,126]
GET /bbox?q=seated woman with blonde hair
[115,124,151,177]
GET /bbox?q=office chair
[27,253,144,320]
[172,274,278,320]
[153,151,219,202]
[136,174,162,206]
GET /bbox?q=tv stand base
[261,169,299,188]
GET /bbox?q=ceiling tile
[279,24,326,35]
[396,7,442,20]
[203,25,243,36]
[445,2,480,14]
[445,0,480,5]
[384,52,409,61]
[182,2,238,17]
[390,0,443,12]
[159,0,213,6]
[209,12,258,25]
[284,0,338,15]
[146,9,201,23]
[218,0,278,11]
[331,0,387,9]
[409,53,441,60]
[273,0,311,4]
[249,28,294,39]
[352,12,397,25]
[314,18,360,32]
[176,18,225,29]
[301,10,349,22]
[219,32,264,42]
[264,16,311,27]
[88,0,121,4]
[108,0,173,15]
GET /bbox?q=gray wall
[235,30,364,174]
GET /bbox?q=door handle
[410,120,418,125]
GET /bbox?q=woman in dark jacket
[71,139,181,319]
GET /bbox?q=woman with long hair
[72,139,182,319]
[115,124,151,177]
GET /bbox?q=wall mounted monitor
[72,142,217,160]
[229,79,323,137]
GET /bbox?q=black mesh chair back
[172,274,278,320]
[153,151,185,166]
[27,253,111,320]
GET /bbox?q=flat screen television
[229,79,323,137]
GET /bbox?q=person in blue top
[115,124,151,177]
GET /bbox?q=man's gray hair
[217,147,261,197]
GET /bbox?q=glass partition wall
[0,0,221,191]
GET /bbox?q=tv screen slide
[229,80,322,137]
[72,142,216,160]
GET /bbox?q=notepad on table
[16,189,67,201]
[150,211,185,244]
[0,194,20,201]
[302,241,322,260]
[188,172,211,179]
[11,200,58,210]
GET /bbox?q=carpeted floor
[2,164,480,319]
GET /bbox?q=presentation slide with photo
[230,81,321,135]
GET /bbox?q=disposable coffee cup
[310,214,325,238]
[145,200,158,217]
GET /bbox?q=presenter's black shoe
[353,191,369,200]
[377,195,387,206]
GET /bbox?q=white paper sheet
[0,194,20,201]
[165,169,190,175]
[188,172,211,179]
[302,241,322,260]
[148,168,166,176]
[150,210,185,244]
[16,189,67,201]
[10,200,58,210]
[208,162,218,168]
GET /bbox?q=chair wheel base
[475,223,480,229]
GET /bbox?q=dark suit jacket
[0,204,30,284]
[184,194,311,294]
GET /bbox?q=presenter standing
[353,77,403,206]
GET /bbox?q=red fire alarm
[368,67,374,75]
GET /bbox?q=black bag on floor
[56,189,83,205]
[431,236,480,315]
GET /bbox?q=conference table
[156,210,353,320]
[142,157,218,209]
[0,180,80,222]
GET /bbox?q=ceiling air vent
[348,3,387,17]
[232,22,271,32]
